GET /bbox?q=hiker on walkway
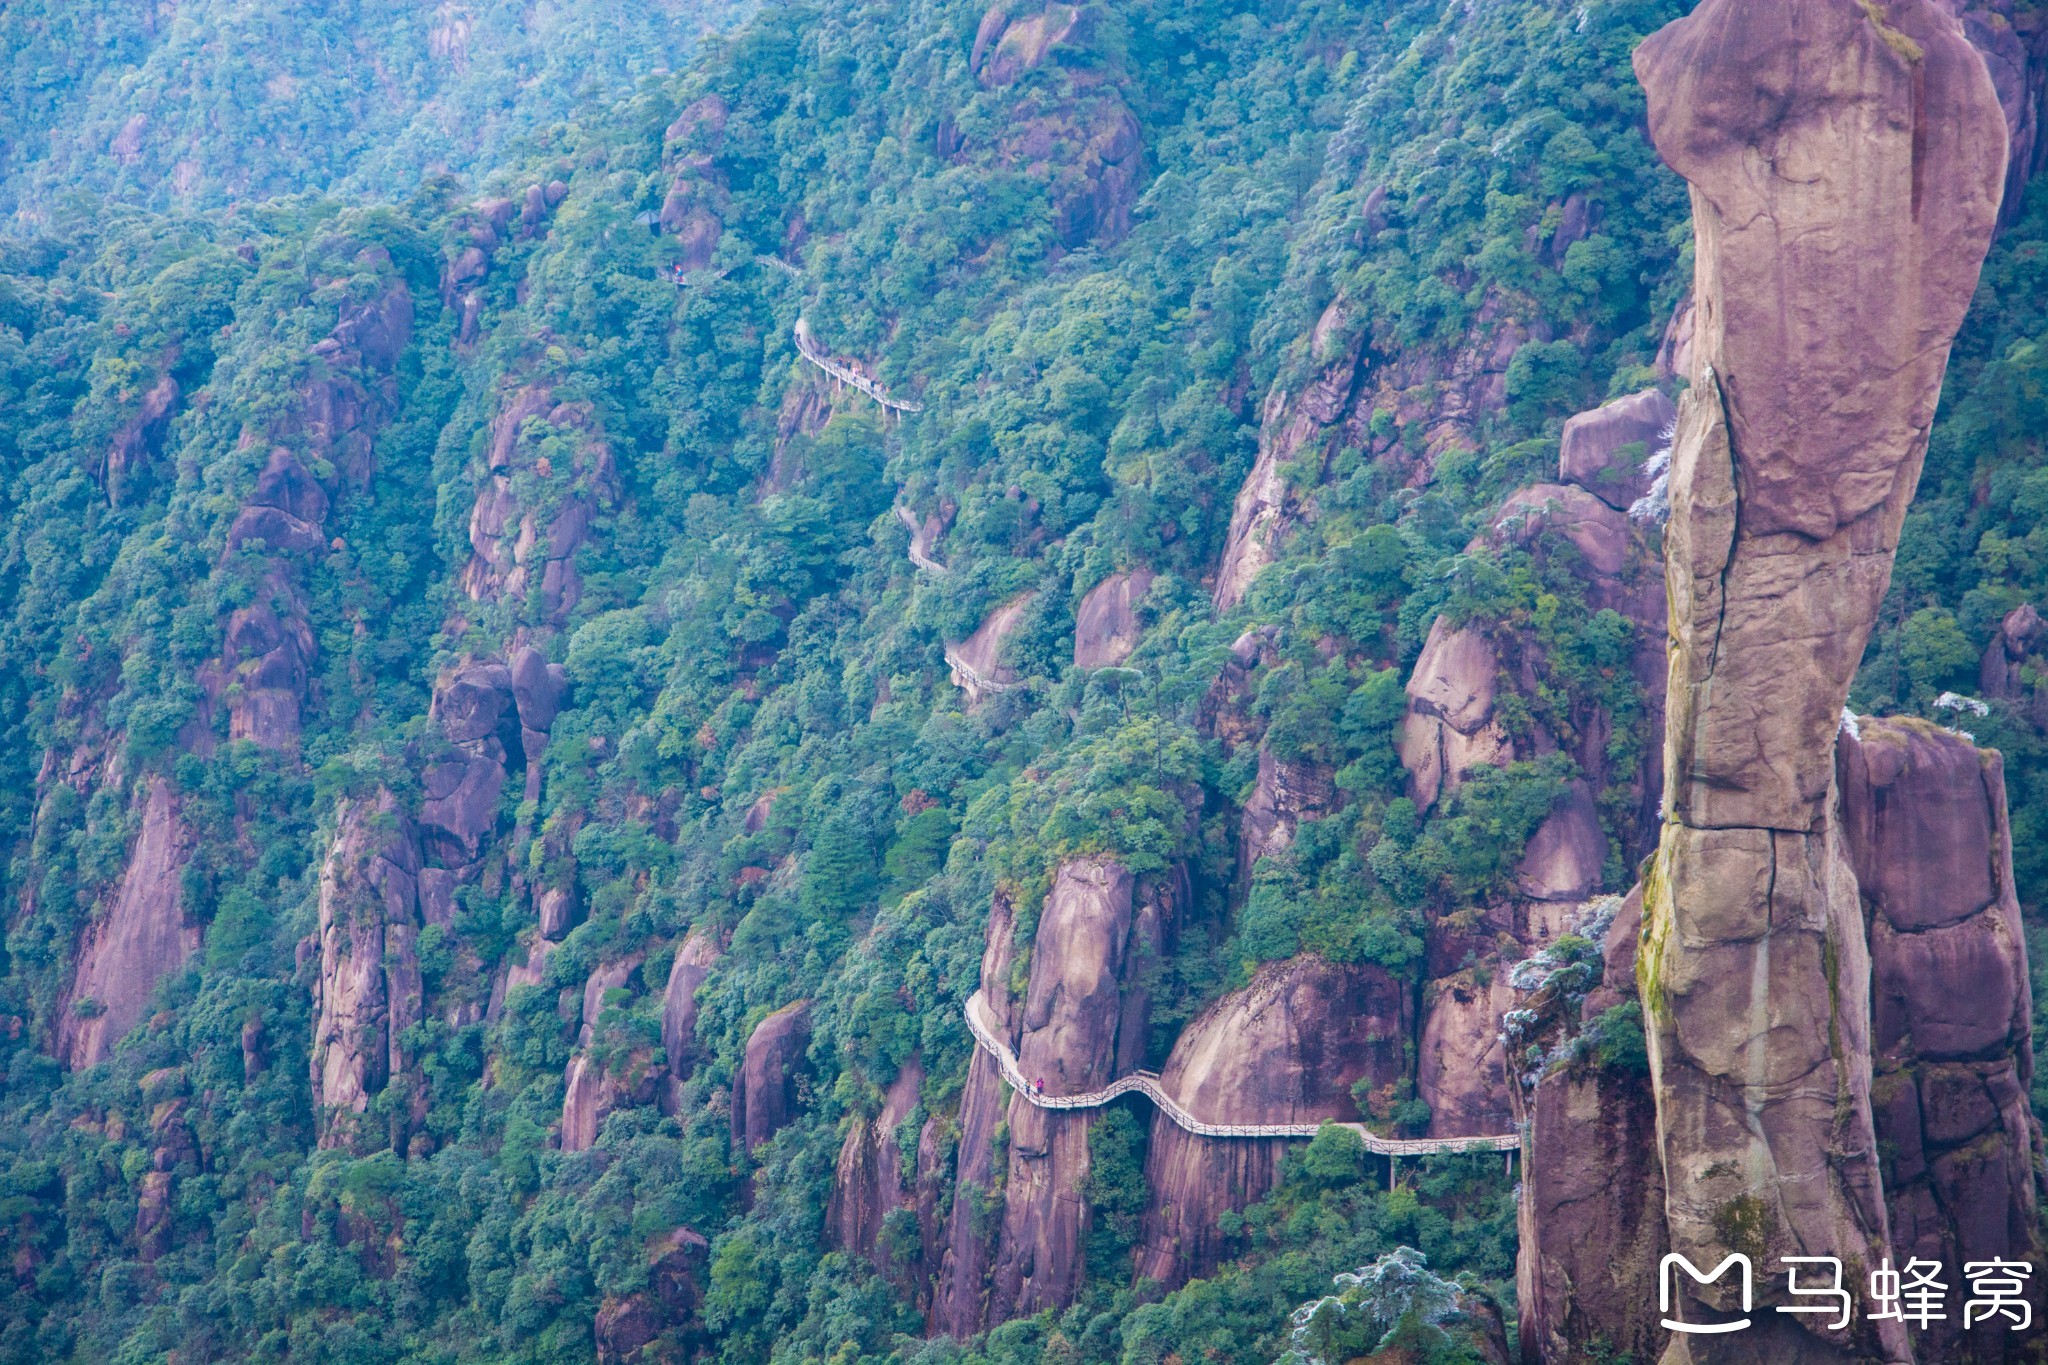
[1034,1077,1044,1096]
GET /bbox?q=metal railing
[794,319,924,413]
[963,991,1518,1156]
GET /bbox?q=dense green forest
[0,0,2042,1362]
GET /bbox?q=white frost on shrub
[1628,416,1676,525]
[1277,1247,1465,1365]
[1935,691,1990,717]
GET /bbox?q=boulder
[58,780,200,1069]
[732,1002,811,1153]
[1557,389,1674,511]
[1133,954,1409,1289]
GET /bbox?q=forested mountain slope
[0,0,741,221]
[0,1,2041,1363]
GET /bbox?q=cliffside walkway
[794,319,924,413]
[964,990,1518,1157]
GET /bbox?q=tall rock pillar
[1633,1,2006,1357]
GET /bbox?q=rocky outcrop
[1398,618,1511,813]
[459,386,616,625]
[1840,715,2040,1364]
[828,1056,925,1267]
[1213,299,1360,613]
[1944,0,2047,224]
[1981,601,2043,700]
[58,779,200,1069]
[931,858,1182,1334]
[1235,747,1335,901]
[309,792,425,1152]
[661,929,720,1104]
[1132,954,1409,1290]
[1556,388,1674,512]
[420,658,521,862]
[929,889,1020,1337]
[945,594,1032,702]
[593,1227,709,1365]
[561,954,651,1153]
[1512,890,1666,1365]
[1399,482,1664,830]
[208,266,413,753]
[135,1067,197,1261]
[732,1001,812,1154]
[964,4,1142,246]
[1630,2,2006,1353]
[104,370,179,507]
[660,95,730,272]
[1415,969,1517,1140]
[1072,567,1151,668]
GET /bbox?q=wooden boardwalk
[963,991,1518,1157]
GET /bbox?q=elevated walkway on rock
[964,990,1518,1157]
[794,318,924,413]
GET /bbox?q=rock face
[105,370,179,507]
[1132,954,1409,1290]
[1234,747,1335,902]
[945,594,1032,702]
[209,270,413,753]
[828,1056,925,1267]
[561,954,651,1153]
[1512,890,1667,1365]
[1212,300,1360,612]
[592,1227,709,1364]
[1072,567,1152,668]
[930,858,1181,1335]
[1557,388,1674,512]
[1943,0,2047,223]
[58,779,199,1069]
[661,929,720,1104]
[732,1002,812,1154]
[1415,969,1517,1140]
[1839,716,2040,1365]
[1628,2,2007,1353]
[309,792,424,1152]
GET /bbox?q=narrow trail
[794,318,924,413]
[964,990,1519,1157]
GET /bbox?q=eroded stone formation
[929,857,1181,1333]
[1519,2,2032,1360]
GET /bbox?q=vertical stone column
[1632,1,2006,1357]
